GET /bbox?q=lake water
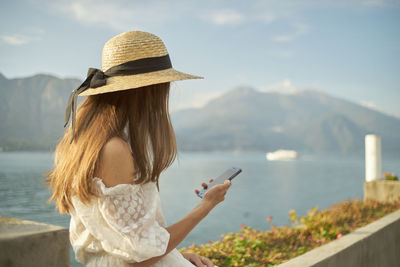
[1,151,399,266]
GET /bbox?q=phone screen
[197,167,242,198]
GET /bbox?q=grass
[179,199,400,267]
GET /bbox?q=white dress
[69,177,195,267]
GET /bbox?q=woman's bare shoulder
[95,136,136,187]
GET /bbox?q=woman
[45,31,231,267]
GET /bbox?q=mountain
[0,73,399,153]
[172,87,400,153]
[0,73,81,150]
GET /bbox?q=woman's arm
[132,181,230,267]
[97,137,230,266]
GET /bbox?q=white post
[365,134,382,182]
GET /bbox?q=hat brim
[79,68,203,96]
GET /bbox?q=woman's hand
[201,180,231,208]
[181,252,215,267]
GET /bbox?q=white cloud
[203,9,245,25]
[68,1,126,30]
[46,0,180,31]
[272,23,309,42]
[360,100,400,118]
[191,91,223,107]
[272,126,284,133]
[0,35,28,45]
[360,100,380,111]
[260,79,298,94]
[171,90,223,112]
[43,0,399,31]
[0,33,42,46]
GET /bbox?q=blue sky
[0,0,399,115]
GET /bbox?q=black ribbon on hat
[64,54,172,144]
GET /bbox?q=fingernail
[195,189,199,194]
[209,178,214,183]
[201,182,208,189]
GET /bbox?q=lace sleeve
[76,178,170,263]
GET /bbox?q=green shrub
[383,172,399,181]
[180,199,400,267]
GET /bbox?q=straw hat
[64,30,202,143]
[81,30,202,96]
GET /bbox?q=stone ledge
[278,209,400,267]
[0,217,69,267]
[364,180,400,203]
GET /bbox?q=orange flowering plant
[382,172,399,181]
[180,199,400,267]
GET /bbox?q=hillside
[0,73,80,150]
[172,87,400,153]
[0,73,399,153]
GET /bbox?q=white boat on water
[266,149,299,161]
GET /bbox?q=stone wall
[364,180,400,202]
[0,217,69,267]
[278,209,400,267]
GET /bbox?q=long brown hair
[45,82,177,214]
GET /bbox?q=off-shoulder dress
[69,177,195,266]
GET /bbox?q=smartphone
[197,167,242,198]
